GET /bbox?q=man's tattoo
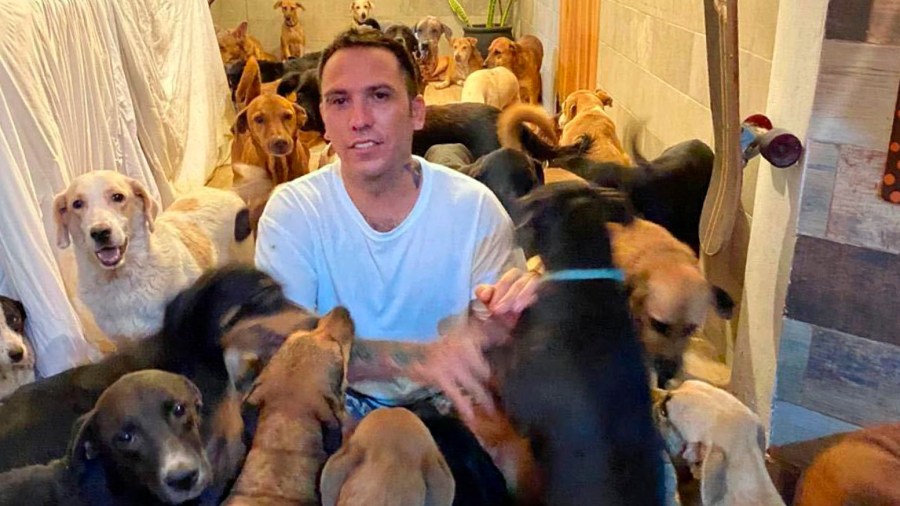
[405,160,422,189]
[350,341,375,363]
[390,347,426,367]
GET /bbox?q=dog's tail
[497,103,592,161]
[621,116,648,167]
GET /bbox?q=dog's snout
[164,468,199,492]
[269,138,292,155]
[90,227,112,244]
[7,345,24,363]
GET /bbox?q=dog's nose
[271,139,291,154]
[7,346,24,363]
[90,227,112,244]
[164,468,199,492]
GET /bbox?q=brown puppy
[608,218,733,387]
[225,307,354,505]
[557,88,630,165]
[484,35,543,104]
[217,21,276,65]
[275,0,306,59]
[320,407,455,506]
[234,91,310,186]
[435,37,483,89]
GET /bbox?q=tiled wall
[211,0,486,54]
[770,1,900,445]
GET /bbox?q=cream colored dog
[53,171,254,343]
[320,407,455,506]
[275,0,306,59]
[350,0,373,26]
[558,88,631,165]
[460,66,520,110]
[656,380,784,506]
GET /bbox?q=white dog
[350,0,373,26]
[461,67,520,110]
[53,171,254,343]
[0,296,34,399]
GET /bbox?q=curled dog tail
[497,103,593,161]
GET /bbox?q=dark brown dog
[0,370,210,505]
[484,35,543,104]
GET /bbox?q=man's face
[320,47,425,182]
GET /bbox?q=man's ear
[127,178,158,233]
[52,191,71,249]
[68,411,98,476]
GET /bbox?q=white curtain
[0,0,230,376]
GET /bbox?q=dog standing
[0,297,33,400]
[275,0,306,59]
[461,67,520,110]
[558,89,631,165]
[435,37,483,89]
[53,171,254,343]
[484,35,543,104]
[414,16,453,82]
[350,0,373,27]
[0,370,212,505]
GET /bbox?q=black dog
[0,265,294,473]
[497,183,664,505]
[224,51,322,104]
[383,23,420,60]
[0,370,211,505]
[459,148,545,225]
[0,296,33,400]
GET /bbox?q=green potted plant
[449,0,516,57]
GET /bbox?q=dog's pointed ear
[127,178,158,233]
[466,37,478,46]
[235,106,251,135]
[68,411,98,476]
[710,285,734,319]
[441,22,453,42]
[700,444,728,506]
[272,0,281,9]
[52,191,72,249]
[423,450,456,506]
[594,88,613,107]
[298,1,306,9]
[236,57,262,107]
[234,21,249,39]
[320,444,364,506]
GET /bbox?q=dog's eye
[283,112,293,121]
[650,318,670,336]
[681,325,699,338]
[254,115,265,124]
[9,315,20,325]
[172,403,186,418]
[72,199,84,210]
[115,427,135,445]
[111,192,125,203]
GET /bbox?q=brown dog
[484,35,543,104]
[435,37,483,89]
[275,0,306,59]
[217,21,276,65]
[225,307,354,505]
[320,407,456,506]
[414,16,452,82]
[558,88,630,165]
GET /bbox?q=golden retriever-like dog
[484,35,543,104]
[320,407,456,506]
[216,21,276,65]
[435,37,483,89]
[53,171,254,343]
[275,0,306,59]
[460,67,520,110]
[557,88,631,165]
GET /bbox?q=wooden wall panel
[557,0,601,105]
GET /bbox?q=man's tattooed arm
[347,338,429,382]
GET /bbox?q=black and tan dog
[0,370,211,505]
[493,183,664,505]
[0,296,33,399]
[0,266,298,477]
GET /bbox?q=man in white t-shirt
[255,29,539,420]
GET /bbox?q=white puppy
[350,0,373,26]
[461,67,520,110]
[53,171,254,343]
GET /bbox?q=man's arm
[346,338,428,383]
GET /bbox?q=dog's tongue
[96,247,122,266]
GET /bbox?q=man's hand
[474,267,542,336]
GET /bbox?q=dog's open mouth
[95,242,127,268]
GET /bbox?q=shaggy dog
[54,171,254,342]
[0,370,211,506]
[0,297,33,400]
[495,183,664,505]
[0,266,297,476]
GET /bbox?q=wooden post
[699,0,742,256]
[881,79,900,204]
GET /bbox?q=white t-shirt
[255,156,525,402]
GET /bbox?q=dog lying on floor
[484,35,543,104]
[0,296,33,400]
[494,183,664,505]
[217,21,276,65]
[0,370,212,505]
[0,266,297,477]
[225,307,354,505]
[53,171,254,342]
[557,88,631,165]
[414,16,452,82]
[320,407,455,506]
[435,37,483,89]
[275,0,306,59]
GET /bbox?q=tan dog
[557,88,631,165]
[484,35,543,104]
[350,0,373,26]
[414,16,452,82]
[460,67,520,110]
[53,171,253,343]
[225,307,354,505]
[608,217,733,387]
[216,21,276,65]
[656,380,784,506]
[320,407,455,506]
[435,37,483,89]
[496,103,560,152]
[275,0,306,59]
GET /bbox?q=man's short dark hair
[319,28,421,100]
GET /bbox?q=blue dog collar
[543,268,624,282]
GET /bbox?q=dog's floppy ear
[700,444,728,506]
[292,103,308,130]
[466,36,478,47]
[53,191,72,249]
[423,450,455,506]
[68,411,99,476]
[128,178,158,233]
[320,444,364,506]
[441,22,453,42]
[272,0,281,8]
[179,375,204,409]
[710,285,734,319]
[594,88,614,107]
